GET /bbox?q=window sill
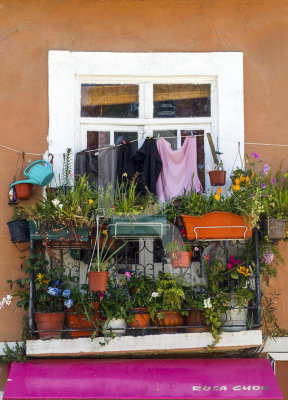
[26,330,262,357]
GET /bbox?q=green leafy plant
[147,272,186,320]
[7,253,76,312]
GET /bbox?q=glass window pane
[114,131,138,145]
[181,130,205,190]
[87,131,110,150]
[153,84,210,118]
[153,130,177,150]
[81,84,139,118]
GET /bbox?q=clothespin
[148,136,151,139]
[123,140,126,145]
[190,131,194,138]
[157,133,160,140]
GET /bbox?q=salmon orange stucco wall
[0,0,288,341]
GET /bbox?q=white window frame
[48,51,244,189]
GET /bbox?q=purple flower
[263,193,267,197]
[251,193,254,198]
[251,152,260,159]
[261,164,270,175]
[271,178,276,184]
[261,183,266,189]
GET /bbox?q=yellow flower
[237,266,250,277]
[88,199,93,205]
[246,176,250,183]
[240,175,245,182]
[235,178,240,186]
[217,187,222,195]
[214,194,220,201]
[37,273,44,281]
[232,185,241,191]
[122,172,127,177]
[102,229,108,236]
[251,171,254,178]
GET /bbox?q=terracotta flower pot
[169,251,192,268]
[129,308,150,328]
[67,302,100,338]
[209,170,226,186]
[155,311,184,333]
[14,183,33,200]
[88,271,109,292]
[34,312,65,340]
[185,309,210,333]
[181,212,252,240]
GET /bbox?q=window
[48,51,244,190]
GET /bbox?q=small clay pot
[88,271,109,292]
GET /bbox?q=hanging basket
[7,220,30,243]
[14,183,33,200]
[181,212,252,240]
[263,218,287,241]
[88,271,109,292]
[208,170,226,186]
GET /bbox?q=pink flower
[203,254,210,261]
[125,271,131,278]
[271,179,276,184]
[228,255,241,269]
[99,293,105,300]
[194,247,199,251]
[179,242,183,245]
[251,152,260,159]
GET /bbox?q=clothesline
[0,137,287,156]
[84,134,204,153]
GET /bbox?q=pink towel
[156,137,203,202]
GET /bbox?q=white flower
[52,198,60,207]
[151,292,160,298]
[204,297,212,309]
[58,204,63,209]
[0,295,13,309]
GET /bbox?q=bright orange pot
[181,212,252,240]
[129,308,150,328]
[67,302,100,338]
[155,311,184,333]
[169,251,192,268]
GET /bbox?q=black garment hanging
[132,138,162,195]
[116,141,138,182]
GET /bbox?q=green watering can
[10,160,54,188]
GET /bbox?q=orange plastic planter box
[181,212,252,240]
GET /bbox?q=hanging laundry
[116,141,138,182]
[75,146,117,189]
[156,137,202,202]
[132,138,162,195]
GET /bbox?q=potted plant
[7,253,74,339]
[7,206,30,243]
[107,177,167,238]
[208,160,226,186]
[126,272,156,329]
[148,272,186,333]
[101,277,135,336]
[67,286,101,339]
[261,184,288,240]
[206,254,254,334]
[183,288,210,333]
[87,227,127,293]
[26,175,96,242]
[165,239,193,268]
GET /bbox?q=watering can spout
[10,160,54,188]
